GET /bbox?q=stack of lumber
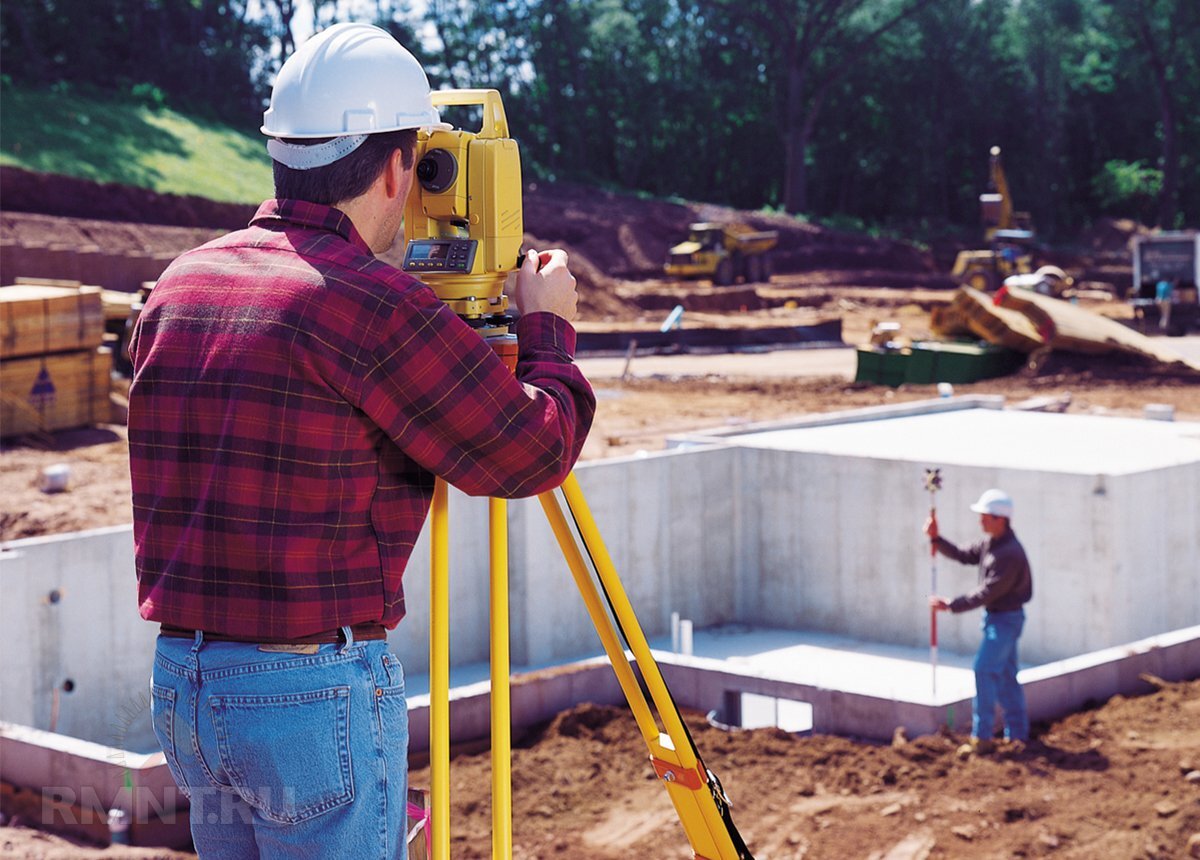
[12,276,138,324]
[1,282,112,436]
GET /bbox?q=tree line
[3,0,1197,236]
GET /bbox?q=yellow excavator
[950,147,1069,294]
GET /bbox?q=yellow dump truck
[664,222,778,285]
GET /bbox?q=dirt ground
[3,679,1199,859]
[2,173,1199,857]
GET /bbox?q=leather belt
[159,622,387,645]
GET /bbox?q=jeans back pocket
[150,682,191,799]
[210,686,353,824]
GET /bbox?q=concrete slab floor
[402,621,1200,742]
[725,407,1200,474]
[404,624,993,712]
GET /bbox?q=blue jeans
[972,609,1028,742]
[150,630,408,859]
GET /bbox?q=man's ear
[383,148,408,200]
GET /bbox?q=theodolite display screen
[403,239,476,273]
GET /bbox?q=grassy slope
[0,82,272,205]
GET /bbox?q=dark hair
[272,129,418,205]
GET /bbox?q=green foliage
[130,83,168,112]
[1,0,1198,231]
[0,83,273,204]
[0,0,272,123]
[1092,160,1163,218]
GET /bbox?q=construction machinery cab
[952,229,1038,293]
[687,223,726,250]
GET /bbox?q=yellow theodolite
[402,89,524,329]
[405,89,754,860]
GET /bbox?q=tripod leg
[490,496,513,858]
[555,475,695,746]
[538,490,660,742]
[539,474,754,859]
[430,479,451,860]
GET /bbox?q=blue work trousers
[972,609,1028,742]
[150,630,408,859]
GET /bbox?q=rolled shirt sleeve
[356,292,594,499]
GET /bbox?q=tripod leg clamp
[650,756,706,791]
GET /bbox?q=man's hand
[511,249,578,321]
[929,595,950,612]
[923,512,939,541]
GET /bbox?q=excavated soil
[3,678,1199,859]
[2,171,1199,858]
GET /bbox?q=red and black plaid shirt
[128,199,595,638]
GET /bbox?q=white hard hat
[261,22,450,169]
[969,488,1014,518]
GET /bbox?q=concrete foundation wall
[508,448,742,668]
[1110,463,1200,639]
[737,447,1192,664]
[0,722,189,847]
[708,407,1200,666]
[0,526,157,750]
[3,403,1196,751]
[0,449,742,747]
[380,446,741,677]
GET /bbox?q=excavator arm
[988,145,1014,232]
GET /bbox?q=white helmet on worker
[261,22,450,170]
[970,488,1013,519]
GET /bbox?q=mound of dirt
[0,167,256,231]
[521,179,936,280]
[1,167,941,323]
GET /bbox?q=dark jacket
[935,528,1032,613]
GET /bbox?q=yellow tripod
[405,86,751,859]
[425,342,753,860]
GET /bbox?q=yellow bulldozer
[664,222,778,286]
[950,147,1070,294]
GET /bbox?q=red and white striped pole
[924,468,943,698]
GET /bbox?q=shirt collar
[251,199,372,255]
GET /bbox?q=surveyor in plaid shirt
[128,24,594,859]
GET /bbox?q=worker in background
[1155,276,1174,332]
[127,23,594,859]
[926,489,1033,756]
